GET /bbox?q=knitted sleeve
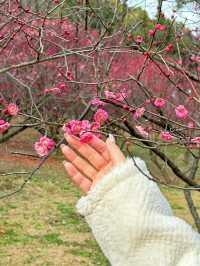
[76,158,200,266]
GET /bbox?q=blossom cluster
[154,98,166,108]
[148,23,166,37]
[62,108,109,143]
[3,103,19,116]
[44,82,68,95]
[130,23,173,53]
[0,103,19,134]
[34,136,55,157]
[0,119,10,134]
[131,97,191,141]
[1,1,199,163]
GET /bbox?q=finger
[65,134,107,170]
[106,135,125,166]
[63,161,92,193]
[61,144,97,180]
[87,134,110,161]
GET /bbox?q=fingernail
[63,160,67,166]
[60,144,65,149]
[108,133,115,143]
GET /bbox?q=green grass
[42,233,64,245]
[0,157,110,266]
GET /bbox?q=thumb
[106,134,125,166]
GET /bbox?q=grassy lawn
[0,158,111,266]
[0,130,200,265]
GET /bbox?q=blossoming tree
[1,0,200,231]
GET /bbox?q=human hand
[60,134,125,193]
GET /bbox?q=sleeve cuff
[76,157,150,216]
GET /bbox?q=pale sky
[127,0,200,30]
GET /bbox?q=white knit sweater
[76,158,200,266]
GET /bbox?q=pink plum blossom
[39,136,55,150]
[154,98,166,108]
[188,121,195,128]
[81,120,91,133]
[34,136,55,157]
[63,119,99,141]
[104,90,114,99]
[104,90,127,102]
[175,105,188,119]
[62,120,91,135]
[63,120,83,135]
[0,119,10,133]
[57,82,66,90]
[44,82,67,94]
[4,103,19,116]
[145,99,151,104]
[191,55,200,63]
[164,43,173,52]
[90,121,100,131]
[133,107,145,119]
[34,142,48,157]
[155,23,166,31]
[135,35,144,44]
[90,121,101,138]
[94,109,109,124]
[135,125,149,138]
[80,132,94,143]
[191,137,200,143]
[148,29,155,36]
[160,131,173,141]
[116,92,127,101]
[90,98,105,106]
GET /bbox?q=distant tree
[1,0,200,232]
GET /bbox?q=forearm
[76,158,200,265]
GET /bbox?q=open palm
[61,134,125,193]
